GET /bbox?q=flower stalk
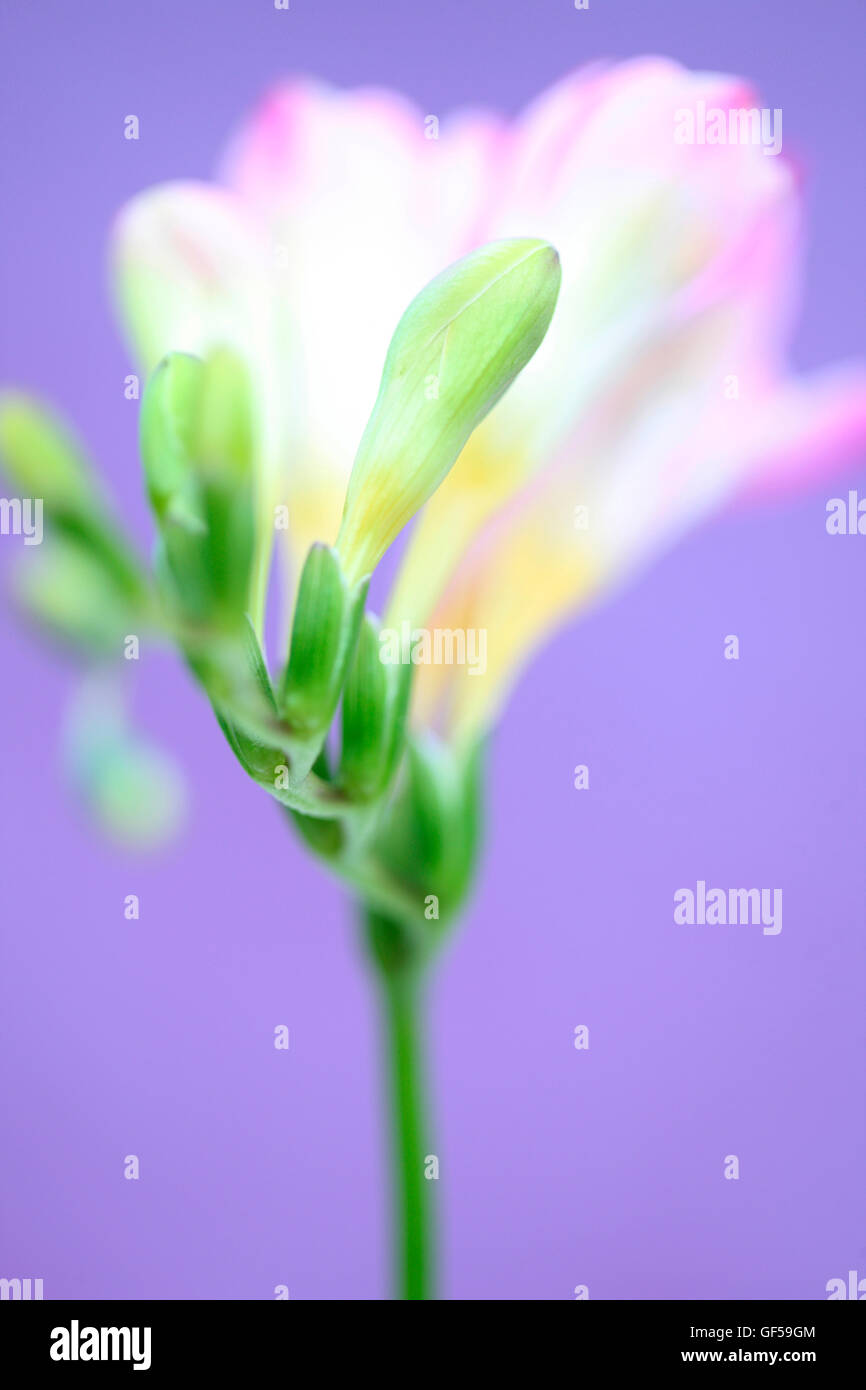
[365,908,435,1300]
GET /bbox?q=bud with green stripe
[139,348,256,633]
[339,613,413,804]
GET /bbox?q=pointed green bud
[340,614,412,802]
[0,393,145,599]
[139,349,255,626]
[194,348,255,487]
[335,237,561,584]
[195,351,256,618]
[140,353,212,628]
[281,544,367,746]
[139,352,205,529]
[0,393,97,511]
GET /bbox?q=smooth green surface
[336,237,561,582]
[367,909,435,1301]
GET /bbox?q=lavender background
[1,0,864,1301]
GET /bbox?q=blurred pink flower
[112,58,866,739]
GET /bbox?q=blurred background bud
[63,678,187,851]
[13,539,140,656]
[0,394,148,609]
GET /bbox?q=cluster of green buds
[0,238,561,967]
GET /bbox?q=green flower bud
[340,613,412,803]
[281,544,368,747]
[194,347,256,488]
[139,349,255,626]
[0,393,96,511]
[335,237,561,584]
[0,393,145,600]
[139,352,205,527]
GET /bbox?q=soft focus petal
[411,340,866,743]
[112,182,286,630]
[390,58,801,633]
[111,62,865,731]
[111,184,281,495]
[729,365,866,507]
[111,181,271,372]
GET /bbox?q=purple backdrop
[1,0,864,1300]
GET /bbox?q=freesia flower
[112,57,866,743]
[8,55,866,1305]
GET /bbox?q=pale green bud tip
[0,392,95,509]
[139,354,204,520]
[335,237,561,585]
[140,348,254,519]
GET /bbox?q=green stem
[249,516,273,646]
[366,910,435,1300]
[383,967,433,1300]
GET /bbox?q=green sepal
[206,618,288,785]
[290,810,345,858]
[205,620,344,812]
[287,749,346,858]
[372,733,485,926]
